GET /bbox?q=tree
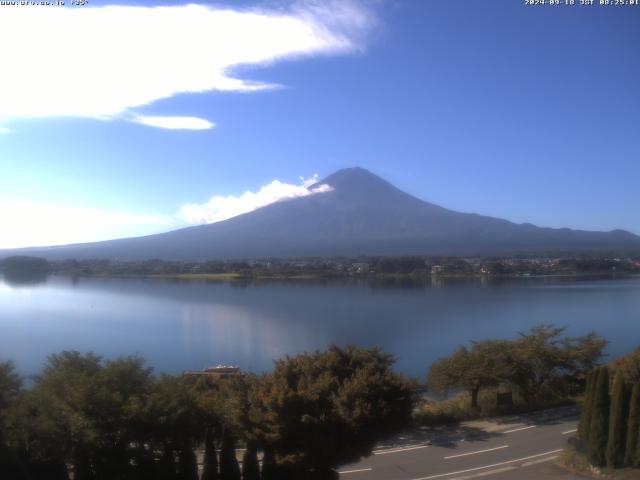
[214,374,265,463]
[428,341,508,410]
[588,367,610,467]
[201,427,219,480]
[261,448,278,480]
[612,348,640,384]
[507,326,571,404]
[193,375,226,480]
[578,369,596,443]
[0,361,21,412]
[1,256,50,282]
[258,345,416,478]
[144,375,205,480]
[241,443,260,480]
[219,429,241,480]
[428,326,606,410]
[606,373,629,468]
[636,409,640,469]
[624,383,640,467]
[0,361,23,479]
[91,356,154,479]
[34,351,103,480]
[562,332,609,391]
[177,441,199,480]
[7,352,159,480]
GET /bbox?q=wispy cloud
[0,127,11,134]
[0,1,375,130]
[0,202,173,249]
[132,115,215,130]
[0,175,334,248]
[180,175,333,224]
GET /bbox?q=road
[338,410,586,480]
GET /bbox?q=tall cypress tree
[636,410,640,468]
[588,367,610,467]
[219,430,241,480]
[177,441,199,480]
[606,373,629,468]
[241,443,260,480]
[202,428,219,480]
[261,448,277,480]
[156,447,178,480]
[624,383,640,467]
[579,369,596,443]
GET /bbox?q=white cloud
[132,115,215,130]
[0,202,173,249]
[0,1,374,129]
[0,127,11,134]
[180,175,333,224]
[0,175,335,248]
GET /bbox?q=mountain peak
[318,167,410,203]
[320,167,383,186]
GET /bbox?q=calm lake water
[1,274,639,378]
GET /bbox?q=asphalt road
[338,413,586,480]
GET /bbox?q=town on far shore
[2,253,639,282]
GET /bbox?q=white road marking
[502,425,536,434]
[411,449,563,480]
[520,454,559,467]
[451,466,517,480]
[338,468,373,475]
[374,445,430,455]
[444,445,509,459]
[562,429,577,435]
[474,466,517,477]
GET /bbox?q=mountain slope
[4,168,639,260]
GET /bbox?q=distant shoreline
[39,270,638,283]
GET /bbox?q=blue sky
[0,0,638,248]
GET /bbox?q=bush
[414,394,471,426]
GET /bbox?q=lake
[1,274,639,379]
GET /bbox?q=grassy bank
[414,390,580,427]
[561,445,640,479]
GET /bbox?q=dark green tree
[144,375,205,480]
[1,255,49,285]
[33,351,103,480]
[606,373,629,468]
[0,361,23,479]
[193,376,226,480]
[0,361,21,411]
[156,448,177,480]
[261,448,278,480]
[219,429,241,480]
[507,326,605,404]
[588,367,610,467]
[213,374,265,480]
[177,441,199,480]
[562,332,609,394]
[241,443,260,480]
[201,427,219,480]
[429,326,606,410]
[624,383,640,467]
[611,348,640,384]
[428,341,508,410]
[578,369,596,443]
[91,356,154,479]
[259,345,416,478]
[636,411,640,469]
